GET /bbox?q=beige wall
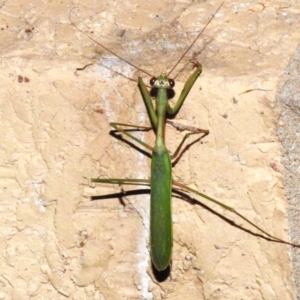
[1,0,300,299]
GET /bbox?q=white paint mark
[100,56,135,79]
[35,198,46,213]
[32,181,46,213]
[134,111,152,299]
[98,57,152,297]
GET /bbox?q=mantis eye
[150,77,156,86]
[168,79,175,88]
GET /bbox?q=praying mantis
[70,2,298,272]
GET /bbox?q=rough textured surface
[1,0,300,299]
[277,44,300,299]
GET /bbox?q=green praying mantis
[70,3,299,272]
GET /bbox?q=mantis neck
[155,88,168,150]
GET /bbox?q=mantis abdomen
[150,147,172,271]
